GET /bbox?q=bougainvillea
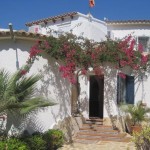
[21,33,150,83]
[19,41,42,77]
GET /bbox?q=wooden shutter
[126,76,134,104]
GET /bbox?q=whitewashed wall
[0,39,71,133]
[1,38,140,123]
[78,64,119,119]
[108,24,150,108]
[29,13,107,42]
[108,24,150,39]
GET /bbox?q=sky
[0,0,150,30]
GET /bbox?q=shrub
[23,134,46,150]
[120,101,150,126]
[0,138,29,150]
[132,126,150,150]
[43,129,64,150]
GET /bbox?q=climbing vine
[20,33,150,83]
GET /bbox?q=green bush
[132,126,150,150]
[0,138,29,150]
[24,134,46,150]
[43,129,64,150]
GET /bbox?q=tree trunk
[71,74,80,116]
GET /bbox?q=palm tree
[0,68,55,135]
[121,101,150,126]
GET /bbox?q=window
[117,75,134,104]
[138,36,150,52]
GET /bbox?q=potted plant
[120,101,150,133]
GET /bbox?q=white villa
[1,12,150,135]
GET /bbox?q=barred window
[138,36,150,52]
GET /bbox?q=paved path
[59,141,136,150]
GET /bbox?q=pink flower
[20,70,27,75]
[81,69,87,75]
[70,77,76,84]
[132,65,139,70]
[94,67,103,76]
[30,46,42,58]
[138,43,143,52]
[120,60,127,67]
[91,53,96,60]
[44,41,50,49]
[59,66,65,72]
[118,72,126,79]
[141,55,148,64]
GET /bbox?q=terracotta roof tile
[106,20,150,25]
[25,12,78,27]
[0,30,47,40]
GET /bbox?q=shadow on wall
[0,40,34,52]
[6,109,48,135]
[103,64,119,128]
[25,55,71,133]
[78,75,89,116]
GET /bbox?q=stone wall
[53,116,84,143]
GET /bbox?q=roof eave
[25,12,78,27]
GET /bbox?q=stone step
[83,123,112,127]
[74,139,99,144]
[82,124,113,130]
[100,137,131,143]
[74,118,131,143]
[79,130,119,135]
[76,135,131,142]
[77,132,126,138]
[85,118,103,125]
[80,128,119,134]
[86,118,103,121]
[80,130,118,135]
[85,121,103,125]
[74,137,131,143]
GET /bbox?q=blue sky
[0,0,150,30]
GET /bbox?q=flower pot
[131,125,142,133]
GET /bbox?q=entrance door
[89,75,104,118]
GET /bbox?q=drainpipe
[9,23,19,70]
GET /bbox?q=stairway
[74,118,131,144]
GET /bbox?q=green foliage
[44,33,115,66]
[0,138,29,150]
[0,68,56,136]
[120,101,150,125]
[43,129,64,150]
[23,134,46,150]
[0,69,56,115]
[132,126,150,150]
[0,129,64,150]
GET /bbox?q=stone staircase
[74,118,131,144]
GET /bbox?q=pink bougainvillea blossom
[141,55,148,64]
[19,43,43,77]
[20,70,27,75]
[138,43,144,52]
[81,68,87,75]
[118,72,126,79]
[19,34,150,84]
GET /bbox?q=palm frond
[15,74,41,101]
[120,101,150,125]
[0,68,56,115]
[20,98,56,114]
[0,69,10,101]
